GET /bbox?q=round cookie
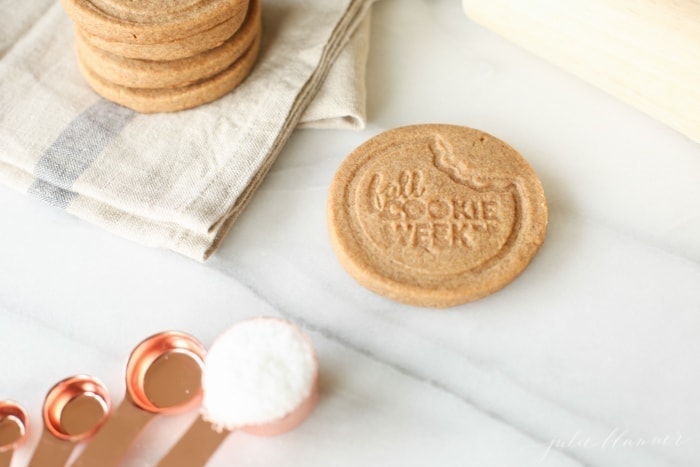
[75,0,261,89]
[61,0,249,44]
[79,11,246,61]
[77,33,261,113]
[327,124,548,308]
[89,0,206,22]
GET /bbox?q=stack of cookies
[61,0,261,113]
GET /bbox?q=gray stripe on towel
[28,100,134,208]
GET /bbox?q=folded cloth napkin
[301,10,371,130]
[0,0,375,261]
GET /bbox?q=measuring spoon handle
[28,429,74,467]
[156,416,229,467]
[0,450,13,467]
[71,397,153,467]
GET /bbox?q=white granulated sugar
[202,318,317,430]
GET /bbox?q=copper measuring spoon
[0,401,28,467]
[72,331,206,467]
[28,375,111,467]
[156,387,319,467]
[157,318,319,467]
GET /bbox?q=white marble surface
[2,1,699,466]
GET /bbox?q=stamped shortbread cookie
[61,0,248,44]
[328,124,548,308]
[78,10,246,61]
[75,0,261,89]
[77,33,261,113]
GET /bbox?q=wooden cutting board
[463,0,700,143]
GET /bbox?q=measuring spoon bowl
[157,318,319,467]
[29,375,111,467]
[43,375,111,442]
[0,401,28,467]
[72,330,206,467]
[126,331,206,413]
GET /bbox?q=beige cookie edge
[61,0,249,44]
[76,32,261,113]
[79,11,246,60]
[75,0,261,89]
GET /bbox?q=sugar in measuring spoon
[28,375,111,467]
[0,401,28,467]
[157,317,319,467]
[72,331,206,467]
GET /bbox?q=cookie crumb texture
[61,0,248,44]
[62,0,259,112]
[328,124,548,308]
[74,0,260,89]
[76,33,260,113]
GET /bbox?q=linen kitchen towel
[0,0,375,261]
